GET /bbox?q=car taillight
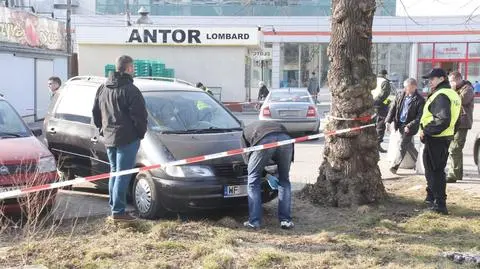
[263,106,271,117]
[307,106,317,117]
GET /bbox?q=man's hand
[419,130,424,143]
[404,126,410,134]
[385,122,390,132]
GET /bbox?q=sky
[396,0,480,17]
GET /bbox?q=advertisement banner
[0,7,66,51]
[76,26,262,47]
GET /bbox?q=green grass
[1,176,480,268]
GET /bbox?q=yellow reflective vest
[420,88,461,137]
[371,77,390,105]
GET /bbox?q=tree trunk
[302,0,386,206]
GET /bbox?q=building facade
[0,5,68,121]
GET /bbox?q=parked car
[258,88,321,134]
[44,76,278,219]
[474,133,480,174]
[0,96,58,214]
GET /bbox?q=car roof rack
[67,76,107,83]
[135,76,195,87]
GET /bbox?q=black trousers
[375,105,389,143]
[423,136,451,204]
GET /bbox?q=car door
[45,84,98,178]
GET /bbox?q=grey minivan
[44,76,278,219]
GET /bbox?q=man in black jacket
[420,68,461,215]
[92,55,148,222]
[241,121,294,230]
[386,78,425,174]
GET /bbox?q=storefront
[417,42,480,89]
[71,15,480,105]
[0,6,68,122]
[75,26,262,102]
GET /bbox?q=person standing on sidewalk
[241,121,294,230]
[47,76,62,99]
[92,55,148,222]
[307,72,320,104]
[420,68,461,215]
[446,71,474,183]
[371,69,392,153]
[386,78,425,174]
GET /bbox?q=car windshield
[269,91,311,103]
[144,91,241,133]
[0,100,29,138]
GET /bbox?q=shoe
[243,221,260,229]
[379,146,387,153]
[280,220,294,230]
[429,204,449,215]
[389,167,398,174]
[112,213,137,222]
[446,177,457,183]
[424,199,434,208]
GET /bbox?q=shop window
[434,43,467,59]
[468,62,480,83]
[280,43,300,88]
[371,43,412,89]
[418,43,433,59]
[417,61,433,92]
[468,43,480,59]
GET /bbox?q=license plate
[224,185,248,198]
[279,111,299,117]
[0,186,21,193]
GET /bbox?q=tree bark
[302,0,386,206]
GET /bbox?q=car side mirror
[31,128,42,137]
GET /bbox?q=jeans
[106,139,140,215]
[247,133,293,226]
[447,129,468,181]
[392,126,418,170]
[423,137,450,205]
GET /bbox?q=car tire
[132,172,167,220]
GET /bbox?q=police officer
[196,82,214,96]
[371,70,392,153]
[420,68,461,215]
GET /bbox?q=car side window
[54,85,97,124]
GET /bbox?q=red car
[0,96,58,215]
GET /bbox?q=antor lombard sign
[76,26,262,47]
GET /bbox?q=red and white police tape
[0,123,376,200]
[327,114,377,122]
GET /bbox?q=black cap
[379,69,388,76]
[422,68,447,79]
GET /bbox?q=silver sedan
[258,88,321,134]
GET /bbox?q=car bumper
[259,118,320,133]
[152,175,278,212]
[0,172,58,215]
[0,189,57,214]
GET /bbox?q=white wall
[35,59,54,120]
[0,53,35,119]
[78,45,247,102]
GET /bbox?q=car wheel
[133,172,166,219]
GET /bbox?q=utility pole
[66,0,72,78]
[125,0,131,26]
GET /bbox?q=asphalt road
[23,95,480,221]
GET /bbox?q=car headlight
[37,156,57,173]
[165,165,214,178]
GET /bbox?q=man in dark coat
[386,78,425,174]
[92,55,148,222]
